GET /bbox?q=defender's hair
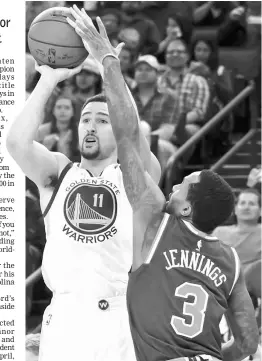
[187,170,235,233]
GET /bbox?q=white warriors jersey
[41,162,133,299]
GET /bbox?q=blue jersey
[127,213,240,361]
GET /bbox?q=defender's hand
[67,5,124,65]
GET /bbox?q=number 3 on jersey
[171,282,209,338]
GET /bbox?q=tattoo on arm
[118,139,147,208]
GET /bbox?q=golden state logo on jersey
[62,180,118,244]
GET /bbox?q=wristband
[100,53,119,65]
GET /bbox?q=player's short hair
[82,94,107,111]
[26,333,40,356]
[187,170,235,233]
[237,188,261,207]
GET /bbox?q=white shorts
[39,293,136,361]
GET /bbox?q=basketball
[28,7,89,69]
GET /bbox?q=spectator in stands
[118,1,160,57]
[119,46,137,90]
[247,166,262,193]
[141,2,195,42]
[140,120,176,171]
[193,2,247,46]
[66,57,102,120]
[218,4,248,46]
[42,57,100,124]
[26,333,40,361]
[190,38,234,157]
[194,1,233,25]
[100,8,122,47]
[37,95,80,162]
[132,55,177,139]
[158,14,193,64]
[213,188,261,272]
[158,39,210,142]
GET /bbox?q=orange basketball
[28,7,88,69]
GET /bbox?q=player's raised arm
[6,65,81,187]
[222,268,259,361]
[67,6,161,185]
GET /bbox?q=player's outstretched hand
[67,5,124,65]
[35,62,83,85]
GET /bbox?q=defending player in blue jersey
[68,6,259,361]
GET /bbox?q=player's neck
[79,155,117,176]
[182,219,216,239]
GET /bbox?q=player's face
[26,350,38,361]
[78,101,117,160]
[167,172,201,215]
[53,98,74,130]
[235,192,261,222]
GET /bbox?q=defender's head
[167,170,235,233]
[79,94,117,161]
[235,188,261,224]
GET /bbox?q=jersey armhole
[42,162,73,218]
[229,247,241,295]
[144,213,170,264]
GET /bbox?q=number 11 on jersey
[93,193,104,207]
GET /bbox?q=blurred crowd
[25,1,261,353]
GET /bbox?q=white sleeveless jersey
[41,162,133,299]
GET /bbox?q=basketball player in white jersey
[6,15,160,361]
